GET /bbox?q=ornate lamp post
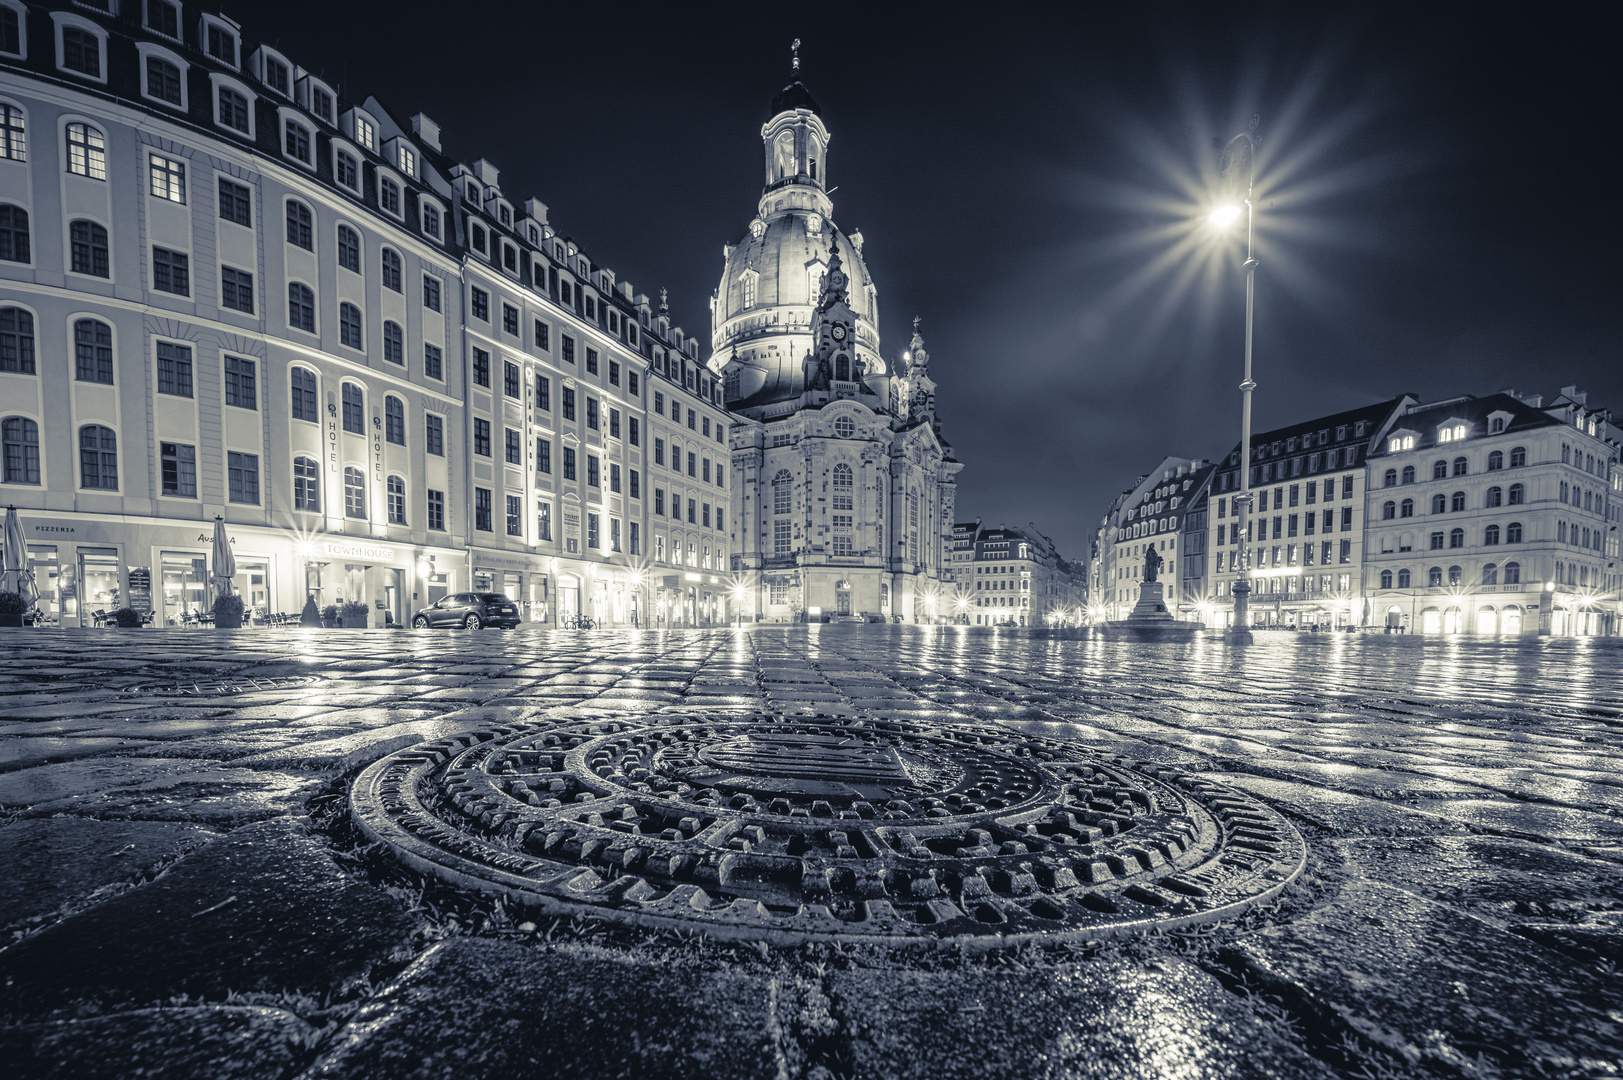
[1210,117,1261,645]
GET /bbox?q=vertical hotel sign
[372,408,386,525]
[325,394,340,475]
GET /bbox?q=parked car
[412,592,521,629]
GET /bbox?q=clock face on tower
[831,324,847,341]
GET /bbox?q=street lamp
[1212,117,1261,645]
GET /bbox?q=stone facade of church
[714,68,962,621]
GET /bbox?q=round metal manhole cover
[351,716,1306,947]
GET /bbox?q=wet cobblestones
[2,626,1621,1079]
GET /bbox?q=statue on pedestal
[1144,545,1163,583]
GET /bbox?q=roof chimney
[410,113,441,152]
[472,158,500,188]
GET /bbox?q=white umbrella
[210,516,236,596]
[2,505,37,607]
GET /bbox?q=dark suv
[412,592,521,630]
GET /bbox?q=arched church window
[772,470,792,515]
[835,354,849,381]
[775,131,794,179]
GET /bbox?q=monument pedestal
[1101,581,1201,640]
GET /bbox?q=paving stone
[0,817,217,930]
[0,818,417,1021]
[1207,774,1472,836]
[6,758,321,823]
[305,939,778,1080]
[1333,834,1623,916]
[1415,798,1623,841]
[830,955,1337,1080]
[0,737,157,771]
[1226,879,1623,1077]
[0,1004,311,1080]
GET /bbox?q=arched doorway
[558,574,580,624]
[1421,606,1441,634]
[1476,606,1496,635]
[835,579,851,616]
[1443,606,1463,634]
[1501,606,1522,635]
[1385,605,1403,630]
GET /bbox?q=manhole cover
[119,675,323,697]
[351,716,1306,947]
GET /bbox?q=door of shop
[78,548,120,627]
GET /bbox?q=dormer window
[466,181,480,204]
[144,0,178,38]
[309,84,333,124]
[262,56,289,96]
[470,222,487,255]
[1387,434,1415,452]
[527,224,539,245]
[1488,415,1507,434]
[420,200,441,240]
[334,147,358,191]
[1355,421,1368,436]
[1438,423,1467,443]
[379,175,401,216]
[353,115,375,152]
[284,119,311,165]
[499,204,511,227]
[739,269,758,309]
[203,20,236,67]
[396,144,415,176]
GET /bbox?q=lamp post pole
[1217,122,1260,645]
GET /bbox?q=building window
[385,396,404,445]
[1485,486,1502,508]
[536,503,551,541]
[503,361,520,399]
[220,267,254,313]
[288,282,315,332]
[1449,527,1465,548]
[155,341,192,397]
[1487,450,1503,471]
[426,414,443,456]
[1382,501,1395,520]
[773,469,793,514]
[0,205,27,263]
[310,85,333,123]
[1508,483,1524,505]
[152,247,189,295]
[610,462,621,493]
[146,155,186,203]
[1506,521,1522,543]
[534,320,549,350]
[65,123,106,181]
[78,425,117,489]
[422,203,441,239]
[474,488,492,531]
[1452,456,1468,477]
[1379,569,1392,589]
[217,87,249,132]
[1399,498,1414,518]
[224,355,256,408]
[262,54,290,95]
[334,148,358,190]
[537,438,551,474]
[159,441,195,497]
[73,319,112,383]
[1503,561,1520,585]
[629,469,639,499]
[218,179,251,227]
[423,343,442,381]
[506,494,522,536]
[145,0,180,37]
[225,451,259,504]
[629,417,640,446]
[1428,566,1443,587]
[1431,493,1447,515]
[286,201,312,249]
[505,427,520,464]
[563,447,576,481]
[1,416,40,483]
[379,176,400,215]
[561,336,574,364]
[293,455,319,511]
[284,119,310,163]
[1509,446,1526,468]
[344,466,365,518]
[336,224,361,272]
[588,513,600,550]
[609,407,621,438]
[205,22,236,66]
[388,475,406,524]
[588,456,600,488]
[0,104,24,162]
[562,387,575,421]
[1447,564,1462,585]
[1484,524,1500,545]
[381,248,401,292]
[375,321,401,367]
[503,303,518,336]
[536,375,550,411]
[472,348,490,387]
[146,57,182,104]
[1396,568,1411,588]
[339,302,363,349]
[62,27,101,77]
[470,287,488,321]
[1429,531,1444,550]
[341,383,364,433]
[427,489,445,531]
[473,418,491,457]
[775,520,792,556]
[423,275,441,311]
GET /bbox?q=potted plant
[113,607,143,628]
[299,595,321,627]
[212,592,245,629]
[339,600,370,628]
[321,604,340,628]
[0,590,26,628]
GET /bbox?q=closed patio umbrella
[2,505,37,607]
[210,516,236,596]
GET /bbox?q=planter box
[0,613,23,628]
[340,614,369,628]
[214,614,242,628]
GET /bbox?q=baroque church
[714,55,963,621]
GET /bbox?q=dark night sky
[255,2,1619,558]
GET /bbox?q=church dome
[770,78,820,118]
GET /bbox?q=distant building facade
[1096,457,1207,621]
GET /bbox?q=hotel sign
[322,542,396,561]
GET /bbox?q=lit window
[397,144,415,175]
[148,154,186,203]
[66,123,105,179]
[354,115,375,151]
[0,105,25,162]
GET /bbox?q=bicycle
[563,614,595,630]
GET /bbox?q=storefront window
[233,558,269,619]
[473,568,496,593]
[502,571,521,603]
[27,545,62,626]
[305,561,328,607]
[529,574,549,623]
[161,551,206,624]
[79,548,121,625]
[343,563,367,607]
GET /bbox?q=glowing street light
[1212,117,1261,646]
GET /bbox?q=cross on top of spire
[792,38,801,74]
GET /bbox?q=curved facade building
[0,1,730,627]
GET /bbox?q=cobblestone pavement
[2,626,1621,1080]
